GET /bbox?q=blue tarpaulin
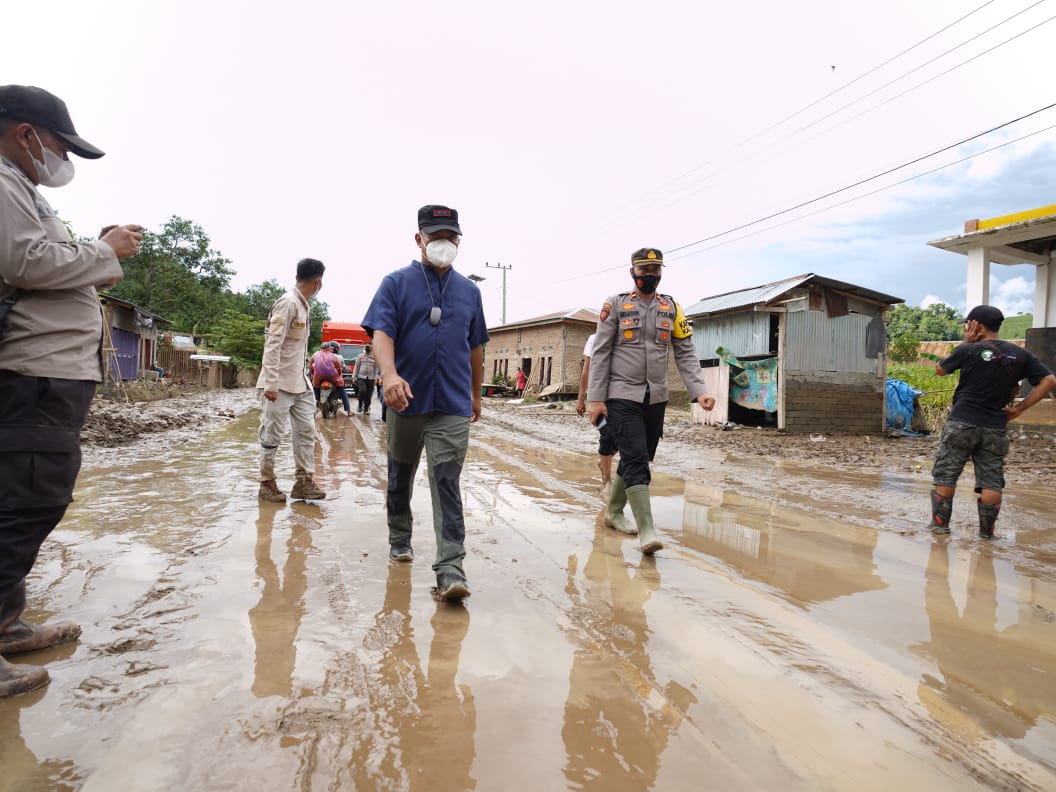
[885,378,920,430]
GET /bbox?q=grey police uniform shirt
[587,291,709,404]
[0,157,123,380]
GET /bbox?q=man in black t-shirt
[929,305,1055,538]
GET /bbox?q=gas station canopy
[928,203,1056,328]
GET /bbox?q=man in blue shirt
[363,205,488,601]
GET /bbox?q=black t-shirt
[941,339,1052,428]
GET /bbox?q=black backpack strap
[983,340,1020,383]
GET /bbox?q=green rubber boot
[626,484,663,554]
[603,475,637,535]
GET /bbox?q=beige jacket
[587,290,708,405]
[0,157,123,380]
[256,287,311,394]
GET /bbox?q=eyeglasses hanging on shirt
[421,262,450,327]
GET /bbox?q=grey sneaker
[259,480,287,503]
[389,545,414,562]
[290,477,326,501]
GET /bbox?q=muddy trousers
[386,412,470,578]
[356,378,373,412]
[606,397,666,489]
[258,389,316,482]
[0,372,95,606]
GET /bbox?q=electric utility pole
[485,261,512,324]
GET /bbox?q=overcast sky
[7,0,1055,326]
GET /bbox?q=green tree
[210,310,266,378]
[889,332,921,363]
[227,279,285,320]
[109,216,234,333]
[308,296,331,351]
[918,303,962,340]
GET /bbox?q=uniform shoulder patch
[599,301,613,322]
[673,300,692,339]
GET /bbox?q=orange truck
[320,321,370,369]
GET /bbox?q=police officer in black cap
[928,304,1055,537]
[587,248,715,554]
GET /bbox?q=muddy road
[3,393,1055,791]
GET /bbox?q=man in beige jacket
[257,258,327,502]
[0,85,143,698]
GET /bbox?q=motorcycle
[317,378,343,419]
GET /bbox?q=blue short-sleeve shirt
[362,261,489,417]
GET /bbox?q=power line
[667,121,1056,261]
[666,112,1056,259]
[605,0,1050,226]
[629,7,1056,225]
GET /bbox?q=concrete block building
[486,309,598,397]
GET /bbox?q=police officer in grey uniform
[587,248,715,553]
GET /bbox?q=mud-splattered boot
[626,485,663,554]
[0,581,81,656]
[978,500,1000,539]
[603,475,637,535]
[258,479,287,503]
[928,490,953,534]
[290,476,326,501]
[0,655,49,699]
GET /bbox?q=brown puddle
[1,411,1054,790]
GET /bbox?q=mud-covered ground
[84,388,1056,482]
[4,387,1052,791]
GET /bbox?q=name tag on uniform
[292,321,306,328]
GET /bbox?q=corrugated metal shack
[684,274,903,434]
[98,294,169,382]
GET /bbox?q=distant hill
[1002,313,1033,340]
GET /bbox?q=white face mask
[30,130,75,188]
[425,239,458,269]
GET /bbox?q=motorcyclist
[309,342,351,416]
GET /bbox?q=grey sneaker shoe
[434,573,470,602]
[290,477,326,501]
[259,480,287,503]
[389,545,414,562]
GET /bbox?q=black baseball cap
[965,304,1004,331]
[0,85,105,159]
[418,205,462,235]
[631,247,664,266]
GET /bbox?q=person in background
[0,84,143,698]
[309,341,350,416]
[353,343,377,414]
[362,205,488,601]
[587,248,715,554]
[516,366,527,397]
[256,258,328,503]
[376,371,387,422]
[576,332,615,493]
[928,305,1055,538]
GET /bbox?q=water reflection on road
[1,404,1054,791]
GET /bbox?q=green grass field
[888,363,957,431]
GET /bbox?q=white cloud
[920,294,947,309]
[989,274,1034,316]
